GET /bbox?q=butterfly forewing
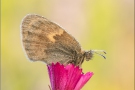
[21,14,82,64]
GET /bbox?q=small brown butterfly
[21,14,106,66]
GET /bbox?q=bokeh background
[1,0,134,90]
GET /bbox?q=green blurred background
[1,0,134,90]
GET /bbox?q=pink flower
[47,63,93,90]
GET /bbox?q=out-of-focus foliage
[2,0,134,90]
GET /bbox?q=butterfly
[21,14,106,66]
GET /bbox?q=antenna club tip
[102,51,107,54]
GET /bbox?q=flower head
[47,63,93,90]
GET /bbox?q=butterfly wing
[21,14,82,64]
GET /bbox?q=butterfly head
[85,50,106,61]
[84,50,93,61]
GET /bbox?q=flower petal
[74,72,94,90]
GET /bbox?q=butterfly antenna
[91,50,106,59]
